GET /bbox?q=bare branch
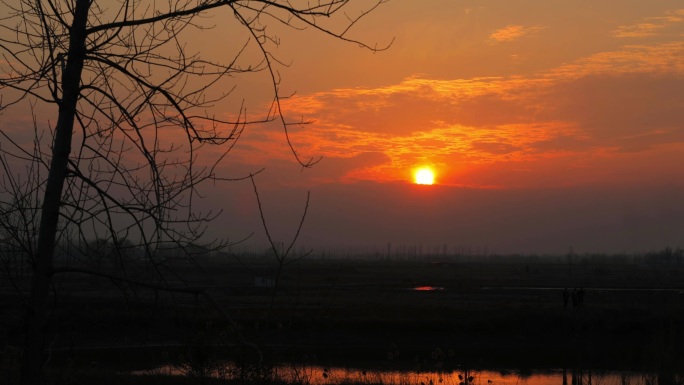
[0,0,389,382]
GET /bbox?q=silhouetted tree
[0,0,389,383]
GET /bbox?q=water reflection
[294,367,637,385]
[136,364,676,385]
[411,286,445,291]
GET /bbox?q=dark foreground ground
[2,253,684,383]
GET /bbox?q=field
[2,252,684,382]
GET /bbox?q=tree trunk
[20,1,90,383]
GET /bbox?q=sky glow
[2,0,683,255]
[244,1,684,254]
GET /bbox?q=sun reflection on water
[411,286,445,291]
[134,365,656,385]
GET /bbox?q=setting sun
[414,167,435,185]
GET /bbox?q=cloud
[550,42,684,78]
[281,76,545,135]
[538,74,684,149]
[613,9,684,38]
[302,151,392,184]
[470,141,521,155]
[613,22,666,38]
[237,37,684,188]
[489,25,545,42]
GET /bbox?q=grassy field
[2,253,684,382]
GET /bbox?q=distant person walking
[578,287,585,307]
[563,288,570,309]
[571,288,578,308]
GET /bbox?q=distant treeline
[3,236,682,279]
[219,243,684,265]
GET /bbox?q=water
[278,366,649,385]
[411,286,445,291]
[135,364,676,385]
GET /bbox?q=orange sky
[213,1,684,254]
[2,1,683,254]
[224,2,684,189]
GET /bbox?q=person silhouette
[578,287,585,307]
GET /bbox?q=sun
[414,167,435,185]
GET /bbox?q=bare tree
[0,0,389,383]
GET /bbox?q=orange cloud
[236,36,684,188]
[489,25,545,42]
[613,22,666,38]
[613,9,684,38]
[548,42,684,78]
